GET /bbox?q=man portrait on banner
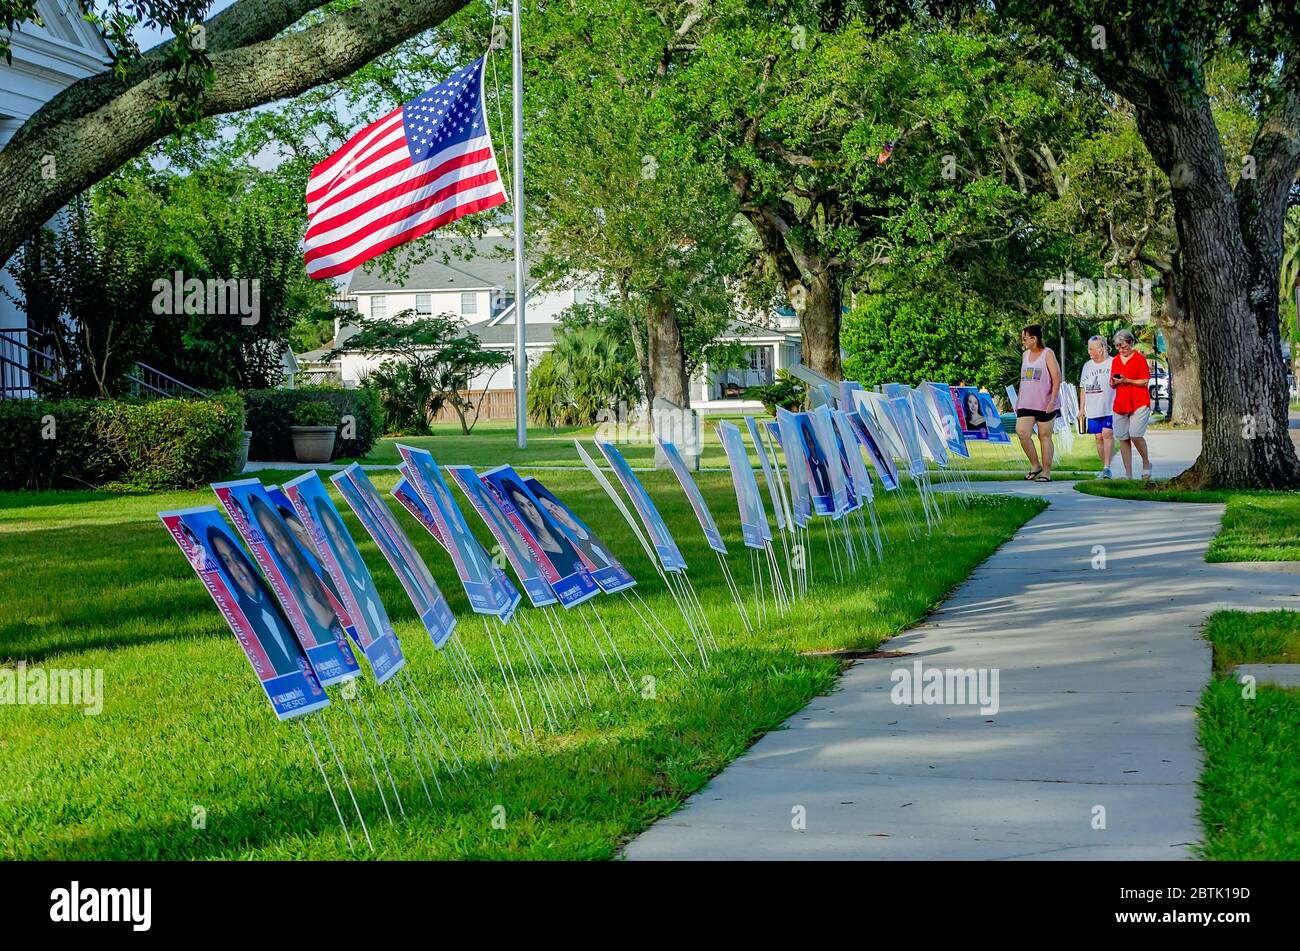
[207,524,307,679]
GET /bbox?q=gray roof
[347,235,538,293]
[465,319,555,347]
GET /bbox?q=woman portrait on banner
[537,493,613,569]
[504,477,584,578]
[251,494,345,649]
[962,390,988,434]
[1015,324,1061,482]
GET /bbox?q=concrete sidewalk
[624,438,1300,860]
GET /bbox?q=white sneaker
[1097,467,1112,479]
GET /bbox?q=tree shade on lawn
[0,469,1041,858]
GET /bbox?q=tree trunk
[615,274,653,410]
[1141,99,1300,489]
[646,294,689,408]
[1153,281,1202,425]
[798,265,843,381]
[0,0,471,270]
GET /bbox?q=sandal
[1141,466,1152,480]
[1034,474,1051,482]
[1024,468,1042,481]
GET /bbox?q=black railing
[0,329,208,400]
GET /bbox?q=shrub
[745,369,806,415]
[527,324,642,426]
[292,400,340,427]
[94,393,245,489]
[0,393,244,490]
[244,385,381,461]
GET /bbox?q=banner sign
[656,437,727,554]
[908,391,949,467]
[160,506,329,719]
[524,476,636,593]
[811,406,852,515]
[833,410,874,504]
[924,382,970,459]
[717,420,771,549]
[980,392,1011,443]
[773,410,813,526]
[331,464,457,648]
[593,440,688,572]
[282,472,405,684]
[392,473,519,621]
[481,465,600,607]
[212,479,361,687]
[396,446,520,620]
[852,389,911,472]
[445,465,558,609]
[847,410,899,491]
[817,404,861,513]
[744,416,788,532]
[266,484,363,653]
[887,396,928,477]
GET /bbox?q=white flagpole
[511,1,528,450]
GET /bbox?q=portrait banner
[331,464,456,648]
[656,436,727,554]
[282,472,405,684]
[481,464,600,607]
[160,506,329,719]
[212,479,361,687]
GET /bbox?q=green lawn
[358,418,1103,478]
[1076,480,1300,562]
[1197,610,1300,860]
[0,468,1043,859]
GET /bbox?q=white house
[0,3,113,395]
[306,234,802,416]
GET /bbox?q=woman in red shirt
[1110,329,1152,479]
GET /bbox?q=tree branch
[0,0,471,268]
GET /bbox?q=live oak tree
[996,0,1300,488]
[0,0,474,271]
[523,0,742,409]
[675,6,1093,382]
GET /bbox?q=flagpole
[511,1,528,450]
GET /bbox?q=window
[370,295,387,319]
[415,293,432,314]
[461,292,478,316]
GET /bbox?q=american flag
[304,57,508,280]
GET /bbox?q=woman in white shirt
[1079,335,1116,478]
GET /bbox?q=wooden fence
[430,389,516,424]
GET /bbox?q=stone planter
[290,425,337,464]
[237,430,252,472]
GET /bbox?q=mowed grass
[1077,480,1300,562]
[358,418,1102,477]
[0,466,1042,859]
[1197,610,1300,860]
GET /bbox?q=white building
[306,235,802,416]
[0,4,113,394]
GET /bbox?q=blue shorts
[1086,415,1113,434]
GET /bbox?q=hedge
[0,393,245,490]
[243,385,382,462]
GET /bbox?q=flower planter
[290,425,337,464]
